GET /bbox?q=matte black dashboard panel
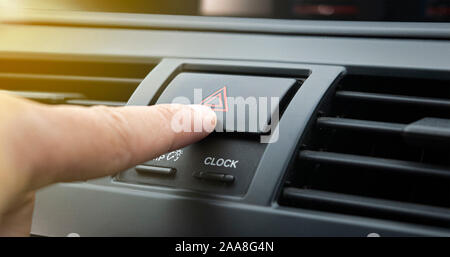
[32,183,450,237]
[115,58,342,205]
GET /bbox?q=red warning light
[200,86,228,112]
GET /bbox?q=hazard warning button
[200,86,228,112]
[156,72,296,133]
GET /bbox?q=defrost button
[135,165,176,176]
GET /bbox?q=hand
[0,93,216,236]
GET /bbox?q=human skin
[0,93,216,236]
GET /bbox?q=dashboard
[0,1,449,236]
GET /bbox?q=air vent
[280,75,450,228]
[0,57,156,106]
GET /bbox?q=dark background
[8,0,450,22]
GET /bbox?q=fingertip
[187,104,217,133]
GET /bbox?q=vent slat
[283,188,450,225]
[0,90,83,104]
[317,117,404,134]
[0,72,142,85]
[0,58,153,78]
[0,90,126,106]
[299,150,450,179]
[317,117,450,148]
[0,58,156,106]
[336,90,450,109]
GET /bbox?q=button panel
[116,136,266,196]
[116,71,297,196]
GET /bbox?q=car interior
[0,0,449,237]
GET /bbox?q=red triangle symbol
[200,86,228,112]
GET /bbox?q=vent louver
[280,75,450,228]
[0,57,156,106]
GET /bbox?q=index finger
[4,101,216,190]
